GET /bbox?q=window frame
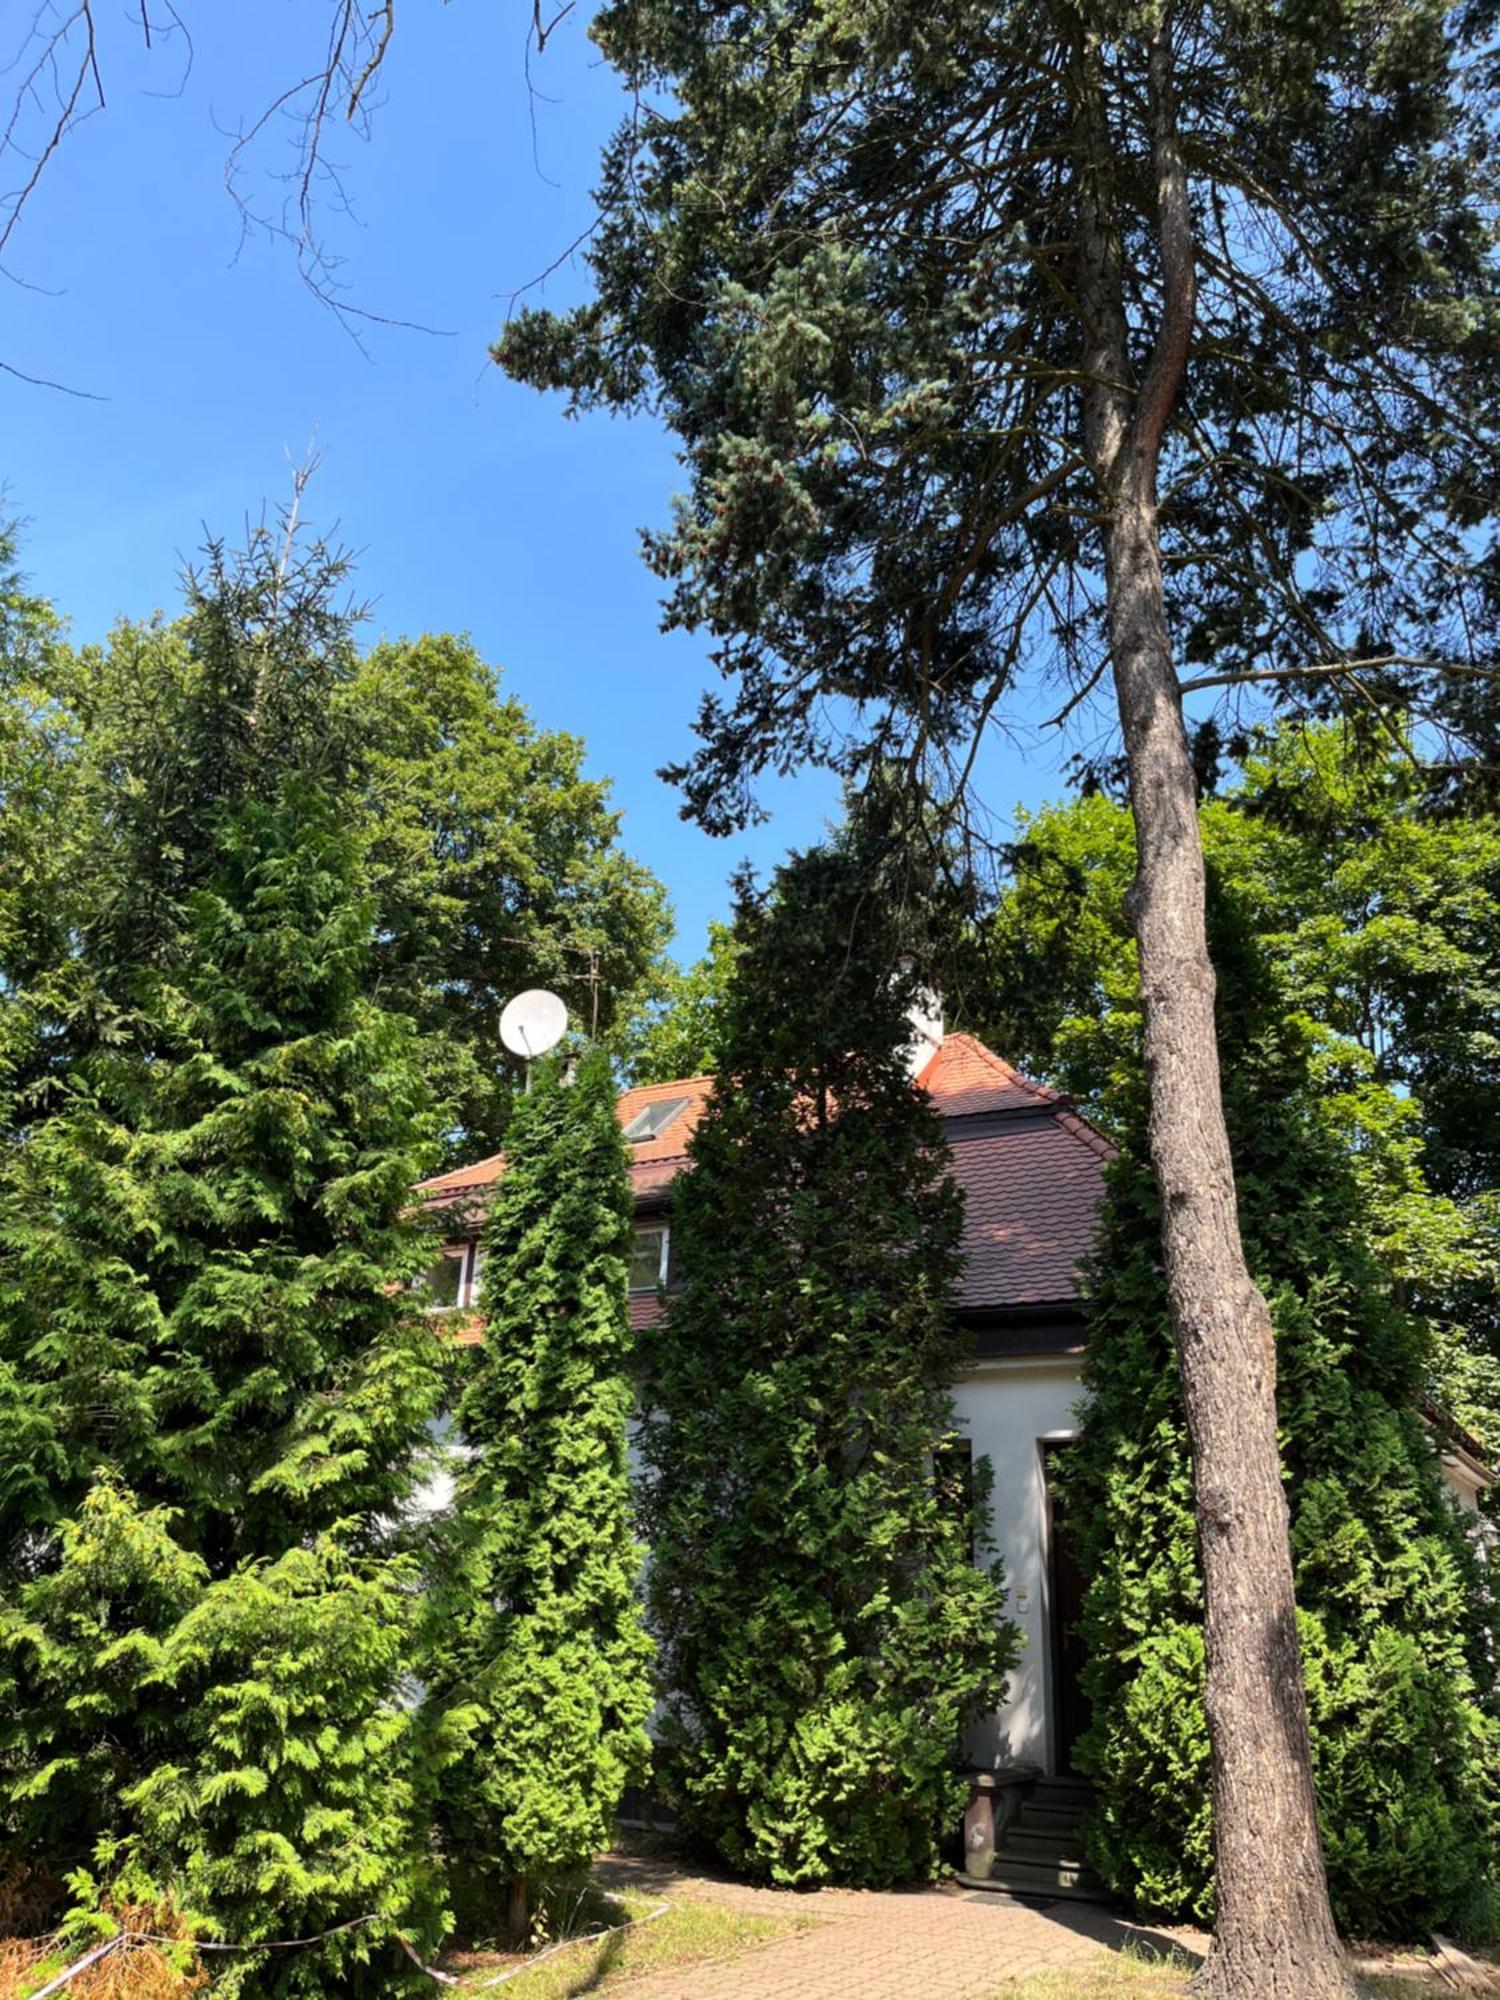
[418,1244,468,1313]
[628,1223,671,1294]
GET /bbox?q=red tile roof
[416,1036,1112,1317]
[914,1032,1059,1117]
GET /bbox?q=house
[415,1021,1495,1822]
[421,1025,1121,1785]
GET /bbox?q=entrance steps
[960,1774,1110,1905]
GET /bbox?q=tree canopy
[0,537,671,1163]
[503,0,1500,823]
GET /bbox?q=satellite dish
[500,988,568,1060]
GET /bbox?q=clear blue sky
[2,2,1071,958]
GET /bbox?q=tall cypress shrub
[432,1049,653,1934]
[1064,899,1499,1940]
[0,541,452,1987]
[638,827,1016,1887]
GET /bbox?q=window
[419,1249,466,1311]
[629,1225,669,1293]
[622,1096,691,1143]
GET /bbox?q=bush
[1064,915,1499,1938]
[638,819,1017,1885]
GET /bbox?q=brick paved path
[595,1855,1207,2000]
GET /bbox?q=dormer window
[622,1096,691,1143]
[629,1225,670,1293]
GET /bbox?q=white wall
[951,1355,1086,1774]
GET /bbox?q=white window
[418,1248,466,1311]
[629,1225,669,1293]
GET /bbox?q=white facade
[951,1353,1085,1773]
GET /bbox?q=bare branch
[1177,655,1462,696]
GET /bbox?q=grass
[442,1887,812,1998]
[981,1942,1495,1998]
[984,1943,1195,1997]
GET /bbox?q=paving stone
[594,1855,1207,2000]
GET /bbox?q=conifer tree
[1058,896,1499,1940]
[502,8,1500,1983]
[432,1049,653,1936]
[637,820,1015,1887]
[0,537,452,1987]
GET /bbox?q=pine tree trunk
[1075,19,1356,1996]
[1103,494,1354,2000]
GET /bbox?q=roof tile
[415,1037,1111,1313]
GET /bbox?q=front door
[1043,1443,1092,1773]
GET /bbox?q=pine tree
[502,8,1500,1984]
[432,1049,653,1935]
[638,824,1015,1887]
[1060,894,1499,1940]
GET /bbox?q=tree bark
[1076,18,1354,1998]
[508,1874,529,1943]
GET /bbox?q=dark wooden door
[1044,1443,1092,1773]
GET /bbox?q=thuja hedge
[1064,919,1500,1940]
[637,820,1017,1886]
[429,1049,653,1932]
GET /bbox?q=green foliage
[0,531,456,1984]
[339,633,672,1156]
[431,1049,654,1906]
[615,919,741,1084]
[0,550,671,1164]
[982,724,1500,1462]
[0,800,445,1570]
[126,1537,440,1997]
[0,1483,207,1866]
[499,0,1500,825]
[1054,902,1500,1938]
[637,815,1016,1886]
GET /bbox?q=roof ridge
[929,1031,1117,1160]
[1053,1105,1118,1163]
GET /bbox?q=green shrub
[430,1049,654,1925]
[638,818,1017,1885]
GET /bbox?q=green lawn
[443,1888,811,1998]
[983,1944,1488,1998]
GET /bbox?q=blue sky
[2,2,1072,959]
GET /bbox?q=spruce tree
[637,824,1015,1887]
[1060,896,1499,1940]
[432,1049,653,1935]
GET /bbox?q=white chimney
[897,955,944,1080]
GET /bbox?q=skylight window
[622,1096,690,1143]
